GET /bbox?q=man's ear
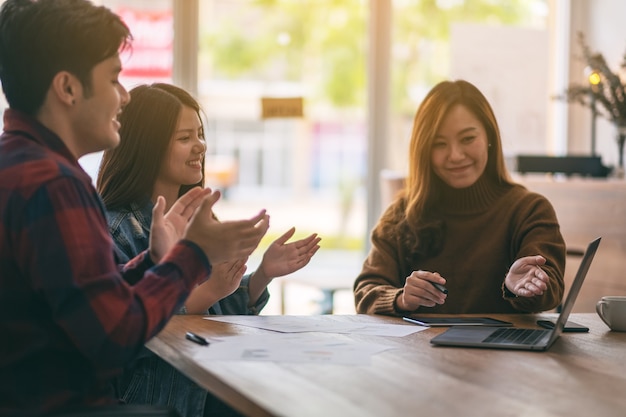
[50,71,80,106]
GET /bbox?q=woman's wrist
[253,263,272,286]
[185,281,221,314]
[501,276,518,298]
[394,290,409,313]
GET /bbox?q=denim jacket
[106,198,269,416]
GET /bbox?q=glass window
[387,0,549,174]
[10,0,547,315]
[198,0,368,314]
[197,0,548,314]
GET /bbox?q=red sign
[117,7,173,79]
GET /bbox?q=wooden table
[147,313,626,417]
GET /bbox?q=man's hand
[183,192,270,264]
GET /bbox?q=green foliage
[201,0,366,106]
[390,0,545,114]
[207,27,274,77]
[256,230,364,252]
[201,0,545,112]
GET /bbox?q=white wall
[450,24,550,157]
[448,1,626,171]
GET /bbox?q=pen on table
[185,331,209,346]
[431,282,448,294]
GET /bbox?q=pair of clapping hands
[147,187,321,309]
[148,187,269,265]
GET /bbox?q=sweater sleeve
[505,192,566,312]
[354,206,407,316]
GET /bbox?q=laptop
[430,237,601,351]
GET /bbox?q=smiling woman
[430,104,489,189]
[97,83,205,213]
[95,82,320,417]
[354,79,567,318]
[153,104,206,206]
[96,83,243,417]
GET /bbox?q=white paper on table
[203,315,427,337]
[349,323,428,337]
[204,315,357,333]
[190,332,393,365]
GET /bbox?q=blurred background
[4,0,625,314]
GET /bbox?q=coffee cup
[596,296,626,331]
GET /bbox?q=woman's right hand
[183,259,247,314]
[397,270,447,311]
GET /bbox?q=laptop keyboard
[483,328,547,345]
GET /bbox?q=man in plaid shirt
[0,1,269,416]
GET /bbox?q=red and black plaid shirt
[0,109,211,416]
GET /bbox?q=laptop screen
[547,237,601,344]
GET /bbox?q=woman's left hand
[504,255,549,297]
[258,227,321,282]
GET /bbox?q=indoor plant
[562,32,626,173]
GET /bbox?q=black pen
[431,282,448,294]
[185,331,209,346]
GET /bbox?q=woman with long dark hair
[98,83,320,417]
[355,80,565,316]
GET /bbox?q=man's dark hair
[0,0,132,115]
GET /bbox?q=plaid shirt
[0,109,211,416]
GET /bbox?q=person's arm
[183,259,247,314]
[354,210,408,316]
[107,190,209,285]
[107,193,272,316]
[108,211,249,316]
[215,272,270,315]
[20,177,210,371]
[504,193,566,312]
[203,228,321,316]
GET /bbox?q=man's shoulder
[0,132,89,192]
[0,133,56,187]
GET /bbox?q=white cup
[596,296,626,332]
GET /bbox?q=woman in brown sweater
[355,80,566,316]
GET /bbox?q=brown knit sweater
[354,175,566,316]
